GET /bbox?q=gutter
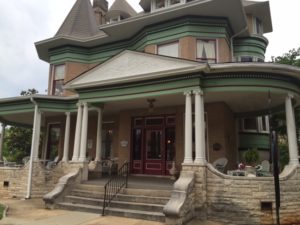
[230,25,248,62]
[25,97,38,199]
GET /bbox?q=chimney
[93,0,108,25]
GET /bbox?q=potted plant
[244,148,259,174]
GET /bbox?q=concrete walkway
[0,198,224,225]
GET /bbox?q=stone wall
[0,161,85,199]
[205,165,300,225]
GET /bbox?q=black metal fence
[102,161,129,215]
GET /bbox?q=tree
[3,89,38,163]
[271,48,300,169]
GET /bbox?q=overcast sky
[0,0,298,98]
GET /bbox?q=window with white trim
[253,17,263,35]
[240,116,269,133]
[235,56,264,63]
[52,64,65,96]
[157,42,179,57]
[196,39,216,63]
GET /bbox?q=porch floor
[84,175,175,190]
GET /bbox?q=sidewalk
[0,198,224,225]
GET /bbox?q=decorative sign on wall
[120,140,128,147]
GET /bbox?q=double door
[131,116,175,175]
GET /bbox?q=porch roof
[0,95,78,127]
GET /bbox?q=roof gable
[66,50,202,90]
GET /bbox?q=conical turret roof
[108,0,137,17]
[56,0,104,39]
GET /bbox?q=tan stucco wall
[144,44,157,54]
[179,36,197,60]
[206,102,237,170]
[247,14,254,34]
[217,38,231,63]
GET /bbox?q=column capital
[184,91,192,96]
[287,93,294,99]
[193,89,203,96]
[65,111,71,116]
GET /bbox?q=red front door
[131,116,175,175]
[144,129,163,175]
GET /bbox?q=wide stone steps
[56,183,171,222]
[57,202,165,222]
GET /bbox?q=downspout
[26,97,38,199]
[230,26,248,62]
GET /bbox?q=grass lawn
[0,204,5,220]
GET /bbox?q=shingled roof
[108,0,137,17]
[56,0,105,39]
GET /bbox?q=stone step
[64,195,165,212]
[57,202,165,222]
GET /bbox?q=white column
[62,112,71,162]
[194,90,206,165]
[33,110,42,160]
[183,91,193,164]
[79,102,89,162]
[72,103,83,162]
[285,94,299,165]
[95,108,103,162]
[0,123,6,160]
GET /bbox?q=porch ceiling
[101,90,286,116]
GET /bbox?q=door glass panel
[166,127,175,161]
[133,129,142,160]
[146,130,162,160]
[102,129,113,159]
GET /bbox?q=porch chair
[3,156,16,167]
[256,160,272,177]
[46,156,59,170]
[212,157,228,173]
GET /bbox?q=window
[170,0,181,5]
[236,56,264,63]
[52,64,65,96]
[253,17,263,35]
[155,0,165,9]
[197,40,216,63]
[102,129,113,159]
[240,116,269,133]
[157,42,179,57]
[241,56,253,62]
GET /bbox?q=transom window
[157,42,179,58]
[196,39,216,63]
[52,64,65,96]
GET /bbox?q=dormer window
[155,0,165,9]
[196,39,216,63]
[151,0,185,11]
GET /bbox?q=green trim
[203,76,300,95]
[239,133,270,150]
[233,36,268,59]
[78,76,201,102]
[36,99,78,112]
[49,17,231,64]
[0,100,34,116]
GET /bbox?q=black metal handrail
[102,161,129,215]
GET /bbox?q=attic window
[253,17,263,35]
[170,0,181,5]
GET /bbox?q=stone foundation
[0,160,87,199]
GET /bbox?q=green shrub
[0,204,5,220]
[244,148,259,166]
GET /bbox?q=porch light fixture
[147,98,156,112]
